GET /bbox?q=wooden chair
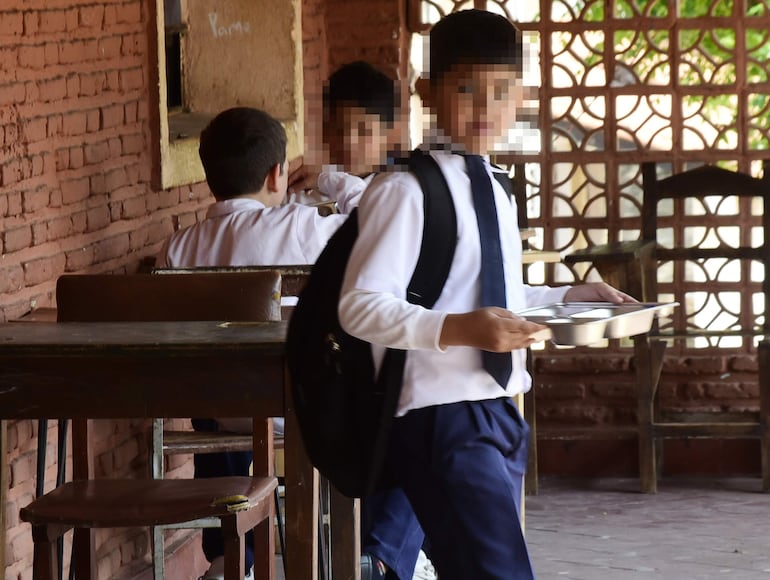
[566,161,770,493]
[21,271,282,579]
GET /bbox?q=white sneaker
[412,550,437,580]
[198,556,254,580]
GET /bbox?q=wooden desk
[0,320,337,580]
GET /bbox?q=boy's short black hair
[324,61,396,124]
[428,9,522,82]
[199,107,287,200]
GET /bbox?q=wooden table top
[0,320,288,355]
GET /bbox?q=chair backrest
[641,161,770,341]
[56,271,282,322]
[151,265,311,300]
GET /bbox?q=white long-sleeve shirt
[286,170,372,215]
[339,150,568,416]
[156,198,348,268]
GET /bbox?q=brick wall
[533,349,761,477]
[1,0,220,577]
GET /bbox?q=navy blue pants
[362,487,424,579]
[385,398,534,580]
[192,420,425,578]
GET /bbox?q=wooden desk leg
[284,364,319,580]
[253,418,276,580]
[1,419,6,574]
[72,419,97,579]
[330,487,360,580]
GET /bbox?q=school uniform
[158,186,425,578]
[339,149,569,579]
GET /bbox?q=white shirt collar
[206,197,266,219]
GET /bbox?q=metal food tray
[517,302,678,346]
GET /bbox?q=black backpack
[286,149,458,498]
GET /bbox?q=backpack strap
[406,149,458,307]
[368,149,457,494]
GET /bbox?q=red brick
[121,133,143,155]
[32,221,48,245]
[591,382,635,399]
[38,77,66,102]
[31,154,44,176]
[80,5,105,29]
[22,187,49,212]
[702,381,758,399]
[0,82,26,105]
[39,10,67,34]
[25,79,39,101]
[47,114,62,137]
[100,104,123,129]
[47,215,73,240]
[662,355,726,375]
[87,205,110,231]
[60,176,90,205]
[115,2,141,24]
[59,40,87,65]
[9,527,34,562]
[105,69,120,91]
[98,36,121,60]
[0,192,7,216]
[65,8,79,31]
[121,196,146,218]
[121,103,137,126]
[2,122,16,143]
[104,167,128,190]
[6,191,22,215]
[0,11,24,35]
[129,224,149,251]
[18,44,45,68]
[23,253,65,286]
[43,41,59,65]
[2,158,22,186]
[158,188,180,208]
[62,111,87,136]
[23,117,47,142]
[23,11,39,35]
[103,4,117,26]
[730,355,758,372]
[123,33,145,57]
[536,382,586,399]
[0,46,17,71]
[86,109,100,132]
[79,72,103,97]
[69,145,84,168]
[94,233,130,262]
[65,245,94,271]
[66,73,80,98]
[90,173,106,195]
[108,136,122,157]
[84,141,109,165]
[0,264,24,294]
[119,67,143,91]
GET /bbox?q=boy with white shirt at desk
[338,10,634,580]
[157,107,351,580]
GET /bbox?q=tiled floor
[526,477,770,580]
